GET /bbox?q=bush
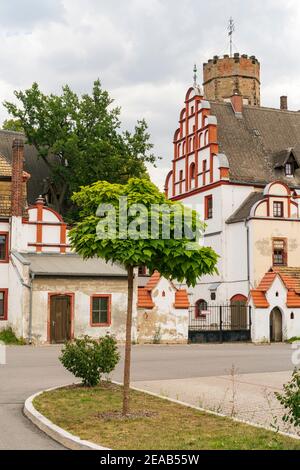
[0,327,25,345]
[275,369,300,428]
[60,335,120,387]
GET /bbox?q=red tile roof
[174,289,190,309]
[257,272,277,291]
[287,291,300,308]
[137,287,154,308]
[145,271,161,291]
[250,290,269,308]
[252,267,300,309]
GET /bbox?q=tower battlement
[203,53,260,106]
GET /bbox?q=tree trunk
[122,265,134,415]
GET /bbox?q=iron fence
[189,304,251,332]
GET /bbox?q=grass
[0,327,25,345]
[287,337,300,343]
[33,382,300,450]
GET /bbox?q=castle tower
[203,53,260,106]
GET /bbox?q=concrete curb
[23,385,110,451]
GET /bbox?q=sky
[1,0,300,188]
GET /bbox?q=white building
[0,138,189,344]
[165,55,300,343]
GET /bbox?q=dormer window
[285,162,294,177]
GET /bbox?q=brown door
[231,302,248,329]
[50,295,72,344]
[270,308,282,342]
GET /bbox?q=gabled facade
[165,55,300,342]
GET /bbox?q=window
[273,238,287,266]
[273,201,283,218]
[285,162,294,176]
[179,170,183,180]
[205,195,213,219]
[210,292,216,301]
[138,266,147,276]
[195,299,208,318]
[202,159,207,185]
[0,233,8,263]
[0,289,8,320]
[190,162,196,181]
[90,295,111,326]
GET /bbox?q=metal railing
[189,304,251,331]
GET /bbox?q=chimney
[280,95,288,110]
[230,92,243,115]
[11,138,24,217]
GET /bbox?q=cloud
[0,0,64,30]
[0,0,300,188]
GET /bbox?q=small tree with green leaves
[275,369,300,428]
[69,177,218,415]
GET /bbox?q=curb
[23,385,110,451]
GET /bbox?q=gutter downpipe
[246,219,250,292]
[28,272,35,344]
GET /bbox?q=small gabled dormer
[273,147,300,179]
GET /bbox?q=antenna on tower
[228,17,235,57]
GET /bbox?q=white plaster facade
[165,84,300,343]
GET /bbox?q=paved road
[0,343,296,449]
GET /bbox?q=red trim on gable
[137,287,154,308]
[60,224,67,254]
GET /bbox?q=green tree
[4,80,156,217]
[2,118,24,132]
[69,177,218,415]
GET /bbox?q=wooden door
[50,295,71,344]
[270,308,282,342]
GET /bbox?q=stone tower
[203,53,260,106]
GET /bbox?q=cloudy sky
[0,0,300,188]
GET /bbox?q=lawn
[33,382,300,450]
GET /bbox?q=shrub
[275,369,300,428]
[60,335,120,387]
[0,327,25,345]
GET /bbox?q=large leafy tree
[4,80,156,218]
[69,178,218,415]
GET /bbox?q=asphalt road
[0,343,295,449]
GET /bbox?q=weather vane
[228,17,235,57]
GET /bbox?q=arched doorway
[270,307,283,342]
[230,294,248,329]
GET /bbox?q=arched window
[182,141,186,155]
[195,299,208,318]
[204,130,209,146]
[177,143,181,158]
[189,137,193,153]
[189,162,196,188]
[199,132,203,148]
[193,136,196,150]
